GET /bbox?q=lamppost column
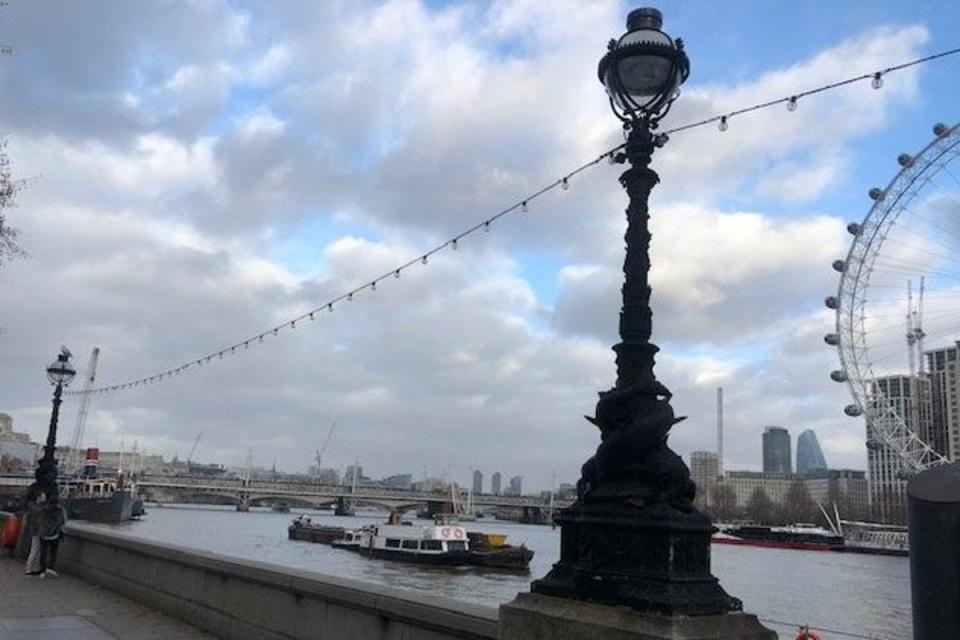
[35,382,64,497]
[615,121,660,389]
[34,348,75,498]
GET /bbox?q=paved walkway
[0,557,215,639]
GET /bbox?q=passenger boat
[331,513,470,565]
[330,527,367,550]
[713,523,845,551]
[840,521,908,557]
[466,532,534,570]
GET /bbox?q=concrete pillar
[908,462,960,639]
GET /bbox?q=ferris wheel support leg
[908,462,960,639]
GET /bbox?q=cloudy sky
[1,1,958,492]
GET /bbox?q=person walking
[23,490,44,576]
[37,493,66,578]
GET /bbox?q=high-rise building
[491,472,502,496]
[925,344,960,459]
[762,426,791,474]
[867,375,923,524]
[472,470,483,496]
[508,475,522,496]
[796,429,828,473]
[689,451,719,508]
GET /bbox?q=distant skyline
[1,1,959,492]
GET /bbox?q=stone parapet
[59,525,498,640]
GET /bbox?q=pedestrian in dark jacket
[23,490,44,575]
[37,493,66,578]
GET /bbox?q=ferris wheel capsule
[824,333,840,346]
[830,370,847,382]
[844,404,863,417]
[832,260,846,273]
[934,123,948,137]
[847,222,861,235]
[825,296,839,310]
[868,187,885,201]
[897,153,913,167]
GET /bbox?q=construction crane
[186,432,202,471]
[67,347,100,474]
[314,422,337,471]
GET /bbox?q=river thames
[75,504,911,640]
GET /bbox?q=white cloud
[0,2,941,492]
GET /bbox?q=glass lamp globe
[46,353,76,386]
[598,8,688,122]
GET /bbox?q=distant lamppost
[531,8,740,616]
[35,347,76,499]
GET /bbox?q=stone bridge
[136,474,572,522]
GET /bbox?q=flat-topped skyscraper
[762,426,791,474]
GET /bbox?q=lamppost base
[531,502,741,617]
[500,593,776,640]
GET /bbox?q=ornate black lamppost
[35,347,76,499]
[529,8,744,617]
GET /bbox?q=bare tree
[781,479,816,524]
[0,138,25,265]
[709,483,738,523]
[745,487,775,525]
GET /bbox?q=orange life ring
[441,527,451,538]
[454,528,465,539]
[1,515,20,549]
[795,628,821,640]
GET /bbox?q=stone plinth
[499,593,776,640]
[532,502,738,616]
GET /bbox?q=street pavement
[0,557,214,639]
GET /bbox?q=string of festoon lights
[69,45,960,397]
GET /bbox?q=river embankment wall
[56,525,499,640]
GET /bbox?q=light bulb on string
[421,255,428,265]
[347,292,353,301]
[370,281,376,291]
[787,96,797,111]
[718,116,729,132]
[394,270,401,279]
[309,312,315,321]
[289,321,296,329]
[328,303,334,312]
[484,221,490,232]
[451,238,458,250]
[521,201,528,213]
[561,177,569,190]
[273,328,279,336]
[872,72,884,89]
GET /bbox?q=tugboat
[466,531,534,570]
[65,477,137,524]
[287,516,345,544]
[63,449,139,524]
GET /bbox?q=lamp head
[598,7,689,126]
[46,348,76,386]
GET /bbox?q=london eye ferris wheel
[828,121,960,473]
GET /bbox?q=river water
[74,505,911,640]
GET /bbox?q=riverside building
[689,451,719,508]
